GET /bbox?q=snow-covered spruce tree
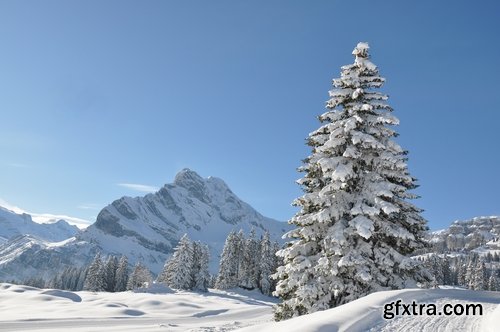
[488,273,499,291]
[114,255,129,292]
[83,252,106,292]
[215,231,241,289]
[126,262,152,290]
[465,254,477,289]
[157,234,194,290]
[239,229,260,290]
[77,266,89,291]
[50,266,83,291]
[259,231,275,296]
[191,241,211,292]
[273,42,431,320]
[472,258,488,290]
[424,254,443,286]
[442,254,452,285]
[104,255,118,292]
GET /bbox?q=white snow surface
[240,288,500,332]
[0,283,277,332]
[1,283,499,332]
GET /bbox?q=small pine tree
[127,262,152,290]
[442,255,452,285]
[470,258,487,290]
[465,256,476,289]
[83,252,106,291]
[192,241,211,292]
[65,267,78,290]
[424,255,443,286]
[157,256,175,286]
[48,273,62,289]
[273,42,431,320]
[209,275,217,289]
[488,274,498,291]
[235,230,245,283]
[259,231,275,296]
[77,266,89,291]
[157,234,194,290]
[104,255,118,292]
[239,229,260,290]
[215,231,241,289]
[114,255,129,292]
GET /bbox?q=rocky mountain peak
[174,168,205,188]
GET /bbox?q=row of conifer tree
[419,253,500,291]
[21,230,281,296]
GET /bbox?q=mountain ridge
[0,169,290,281]
[0,206,80,246]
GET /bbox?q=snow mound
[41,289,82,302]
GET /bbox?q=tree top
[352,42,370,59]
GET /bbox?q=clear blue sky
[1,0,499,230]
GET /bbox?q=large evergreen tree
[273,42,431,320]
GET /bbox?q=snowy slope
[0,169,290,281]
[239,288,500,332]
[0,206,80,244]
[0,283,498,332]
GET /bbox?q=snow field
[0,283,276,332]
[238,288,500,332]
[2,283,500,332]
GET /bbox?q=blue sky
[0,0,499,230]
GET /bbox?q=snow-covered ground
[1,283,499,332]
[240,288,500,332]
[0,283,276,332]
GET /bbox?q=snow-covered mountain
[428,216,500,253]
[0,206,80,245]
[0,169,290,281]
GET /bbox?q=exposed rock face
[429,216,500,252]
